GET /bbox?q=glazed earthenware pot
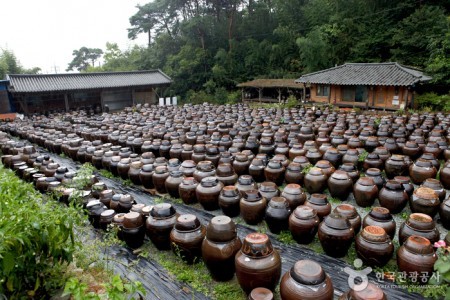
[327,170,353,200]
[128,161,143,185]
[240,190,267,225]
[264,160,285,186]
[153,166,170,194]
[218,185,241,217]
[196,176,224,211]
[248,288,274,300]
[99,209,116,231]
[265,197,291,234]
[365,168,385,191]
[202,216,242,281]
[385,155,409,179]
[289,206,320,244]
[146,203,178,250]
[165,170,184,198]
[339,283,386,300]
[233,154,250,176]
[393,176,414,198]
[318,212,354,258]
[179,160,196,177]
[398,213,440,245]
[178,177,198,204]
[121,211,145,249]
[285,162,304,184]
[378,180,409,214]
[422,178,446,202]
[439,198,450,229]
[258,181,280,201]
[410,187,440,218]
[334,204,361,234]
[139,164,154,189]
[355,226,394,267]
[304,194,331,221]
[397,236,437,280]
[280,259,334,300]
[170,214,206,264]
[409,158,437,185]
[235,233,281,294]
[440,164,450,189]
[193,161,216,183]
[235,175,258,197]
[86,200,108,229]
[281,183,307,211]
[362,207,396,240]
[314,160,335,179]
[304,167,327,194]
[216,163,238,186]
[353,177,378,207]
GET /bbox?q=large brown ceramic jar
[339,283,386,300]
[327,170,353,200]
[127,161,142,185]
[363,153,383,171]
[342,149,359,166]
[305,148,322,165]
[422,178,446,202]
[394,176,414,198]
[258,181,279,201]
[410,187,440,217]
[202,216,242,281]
[139,164,154,189]
[339,163,359,183]
[399,213,440,245]
[289,144,306,160]
[265,197,291,234]
[441,163,450,189]
[216,163,238,186]
[318,212,355,258]
[314,160,335,178]
[165,170,184,198]
[281,183,306,210]
[235,233,281,294]
[378,180,409,214]
[179,160,196,177]
[233,154,250,176]
[218,185,241,217]
[178,177,198,204]
[304,194,331,221]
[249,158,266,182]
[121,211,145,249]
[397,236,437,280]
[117,158,131,180]
[153,166,170,194]
[409,158,437,185]
[353,177,378,207]
[365,168,385,191]
[280,259,333,300]
[304,167,327,194]
[289,206,320,244]
[322,147,342,168]
[240,190,267,225]
[193,161,216,183]
[355,226,394,267]
[146,203,178,250]
[385,155,409,179]
[109,156,121,176]
[439,198,450,229]
[285,162,304,184]
[264,160,285,186]
[195,176,224,211]
[362,207,396,240]
[235,175,258,197]
[170,214,206,264]
[334,204,361,234]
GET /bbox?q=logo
[344,259,372,291]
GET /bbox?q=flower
[433,240,446,248]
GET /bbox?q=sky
[0,0,148,74]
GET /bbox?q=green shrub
[0,166,79,298]
[416,92,450,111]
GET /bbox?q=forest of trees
[66,0,449,103]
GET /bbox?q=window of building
[316,85,330,97]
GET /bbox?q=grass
[98,169,115,179]
[277,230,296,245]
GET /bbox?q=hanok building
[237,79,304,103]
[295,62,431,110]
[4,70,172,114]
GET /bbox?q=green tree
[0,49,40,79]
[66,47,103,72]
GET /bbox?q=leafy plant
[99,169,115,179]
[431,241,450,299]
[358,150,369,162]
[277,230,296,245]
[416,93,450,112]
[301,163,313,175]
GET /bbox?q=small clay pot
[265,197,291,234]
[285,162,304,184]
[121,212,145,249]
[146,203,178,250]
[399,213,440,245]
[365,168,385,191]
[304,167,327,194]
[385,155,409,179]
[327,170,353,200]
[362,207,396,240]
[304,194,331,221]
[264,160,286,186]
[216,163,238,186]
[202,216,242,281]
[409,159,437,185]
[248,288,274,300]
[289,206,320,244]
[178,177,198,204]
[153,166,170,194]
[240,190,267,225]
[218,185,241,217]
[235,233,281,294]
[170,214,206,264]
[355,226,394,267]
[410,187,440,218]
[318,212,354,258]
[378,180,409,214]
[397,236,437,280]
[422,178,446,202]
[196,176,224,211]
[249,158,266,182]
[353,177,378,207]
[165,170,184,198]
[334,204,361,234]
[258,181,280,201]
[280,259,334,300]
[281,183,307,211]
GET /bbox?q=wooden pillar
[64,93,69,112]
[258,88,262,103]
[100,90,105,111]
[278,88,282,103]
[131,88,136,106]
[328,85,332,104]
[405,87,409,109]
[241,89,244,102]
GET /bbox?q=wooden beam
[64,94,69,112]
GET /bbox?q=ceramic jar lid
[248,287,274,300]
[366,168,382,176]
[123,211,144,228]
[155,166,168,174]
[268,197,289,209]
[244,190,263,202]
[151,203,176,218]
[384,180,403,190]
[348,282,386,300]
[238,175,254,185]
[181,160,196,168]
[290,259,326,285]
[259,181,278,192]
[324,212,351,230]
[360,226,389,243]
[216,163,235,176]
[356,177,375,186]
[101,209,116,219]
[414,187,439,200]
[308,194,329,206]
[368,207,392,221]
[283,183,302,195]
[181,177,198,185]
[330,170,350,180]
[206,215,237,242]
[308,167,324,176]
[335,204,358,219]
[241,233,273,257]
[201,176,219,187]
[293,205,317,219]
[174,214,201,231]
[141,164,154,172]
[404,235,434,255]
[406,213,436,231]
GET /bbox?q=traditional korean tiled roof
[295,63,431,86]
[237,79,303,89]
[7,70,172,93]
